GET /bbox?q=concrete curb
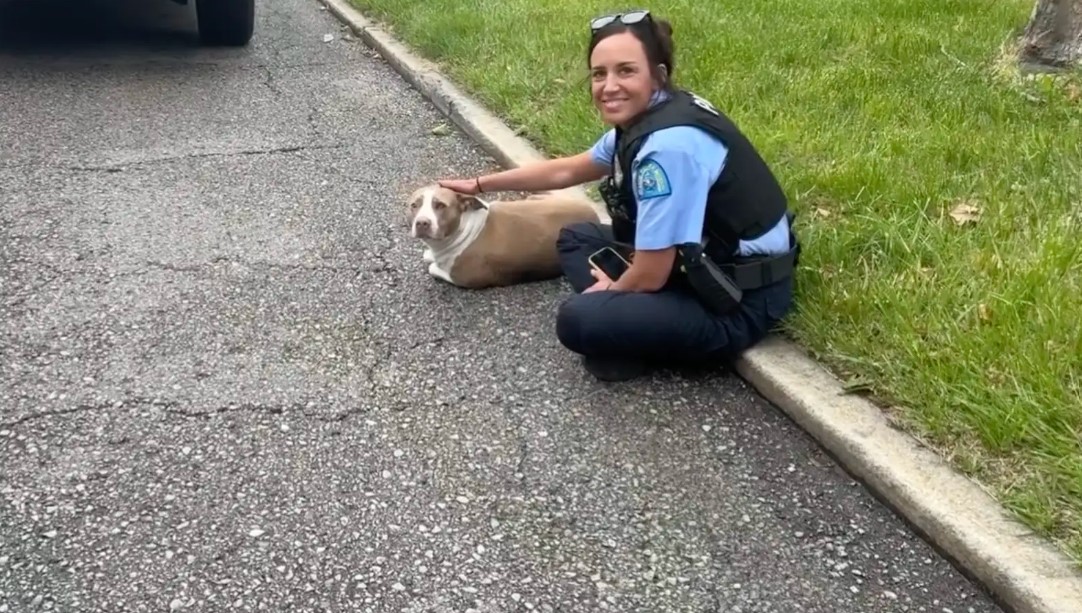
[738,338,1082,613]
[318,0,1082,611]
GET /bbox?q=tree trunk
[1019,0,1082,70]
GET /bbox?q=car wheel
[196,0,255,46]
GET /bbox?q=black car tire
[196,0,255,46]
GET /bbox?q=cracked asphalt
[0,0,1005,611]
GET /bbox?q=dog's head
[405,185,487,240]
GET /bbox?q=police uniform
[554,88,800,369]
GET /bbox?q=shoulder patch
[633,158,672,201]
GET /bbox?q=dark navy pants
[554,222,795,364]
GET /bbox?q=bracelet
[475,177,484,194]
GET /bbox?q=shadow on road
[0,0,201,55]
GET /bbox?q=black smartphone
[588,246,631,280]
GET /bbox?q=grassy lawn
[348,0,1082,563]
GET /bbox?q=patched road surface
[0,0,1003,611]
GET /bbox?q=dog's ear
[458,194,488,211]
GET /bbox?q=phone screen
[589,247,630,280]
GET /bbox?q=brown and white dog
[405,185,601,289]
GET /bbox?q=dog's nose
[414,218,431,233]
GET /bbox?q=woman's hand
[584,267,615,293]
[438,177,483,195]
[435,150,607,196]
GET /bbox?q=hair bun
[655,19,673,39]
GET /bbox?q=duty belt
[720,246,799,290]
[704,236,801,291]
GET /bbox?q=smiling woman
[437,10,800,381]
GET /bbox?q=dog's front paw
[422,248,435,263]
[428,261,454,284]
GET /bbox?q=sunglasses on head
[589,9,651,32]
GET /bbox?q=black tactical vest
[599,89,790,262]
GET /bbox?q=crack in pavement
[259,64,283,99]
[2,260,72,309]
[503,401,531,488]
[1,256,376,306]
[0,60,341,75]
[136,257,369,275]
[0,143,355,173]
[3,257,374,282]
[66,166,125,174]
[361,220,406,285]
[0,397,368,429]
[163,401,297,419]
[306,103,323,141]
[0,397,179,428]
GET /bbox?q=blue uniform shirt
[588,110,790,257]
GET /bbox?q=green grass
[349,0,1082,563]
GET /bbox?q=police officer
[439,10,799,381]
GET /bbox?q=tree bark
[1019,0,1082,70]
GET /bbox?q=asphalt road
[0,0,1004,611]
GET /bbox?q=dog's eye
[434,201,446,209]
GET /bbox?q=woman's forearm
[479,152,605,193]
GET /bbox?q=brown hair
[587,15,676,91]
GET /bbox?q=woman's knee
[555,295,587,354]
[556,222,604,251]
[556,292,665,356]
[555,294,612,355]
[555,225,580,260]
[556,289,743,360]
[556,223,611,292]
